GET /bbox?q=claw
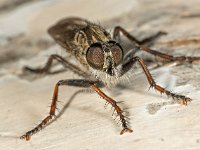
[178,98,192,106]
[120,128,133,135]
[20,134,31,141]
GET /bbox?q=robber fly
[20,17,200,140]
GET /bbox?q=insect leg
[20,80,60,140]
[113,26,166,45]
[20,79,132,140]
[121,56,191,105]
[113,26,200,63]
[24,54,88,77]
[20,79,95,141]
[136,45,200,63]
[91,84,133,135]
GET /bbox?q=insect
[20,17,200,141]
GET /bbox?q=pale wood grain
[0,0,200,150]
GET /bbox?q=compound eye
[86,44,104,70]
[111,44,123,66]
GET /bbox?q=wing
[48,17,88,51]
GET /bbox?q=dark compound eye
[111,44,123,66]
[86,43,104,70]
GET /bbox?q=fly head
[86,40,124,77]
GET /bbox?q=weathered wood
[0,0,200,150]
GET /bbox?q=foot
[120,128,133,135]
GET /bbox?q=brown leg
[20,79,63,141]
[20,79,132,141]
[114,26,200,63]
[138,46,200,63]
[24,54,88,77]
[113,26,166,45]
[91,84,133,135]
[121,56,191,105]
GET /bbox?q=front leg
[20,79,132,141]
[91,84,133,135]
[121,56,191,105]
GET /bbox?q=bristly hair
[89,64,123,87]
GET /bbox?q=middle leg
[24,54,65,74]
[114,26,200,63]
[113,26,167,46]
[121,56,191,105]
[24,54,88,77]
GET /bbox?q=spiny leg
[114,26,200,63]
[91,84,133,135]
[20,79,95,140]
[20,79,132,141]
[121,56,191,105]
[24,54,88,77]
[113,26,166,45]
[20,79,62,141]
[137,45,200,63]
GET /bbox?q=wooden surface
[0,0,200,150]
